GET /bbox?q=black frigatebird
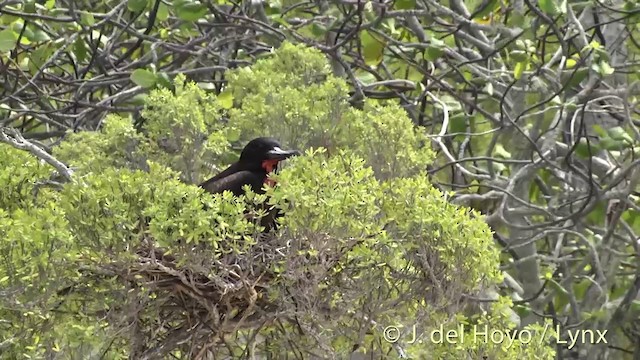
[199,137,300,197]
[199,137,300,231]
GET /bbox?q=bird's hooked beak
[262,146,300,174]
[265,147,301,161]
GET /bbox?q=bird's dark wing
[200,163,241,185]
[200,170,265,197]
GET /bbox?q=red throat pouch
[262,159,280,187]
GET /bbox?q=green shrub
[0,42,555,359]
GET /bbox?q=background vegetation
[1,0,640,359]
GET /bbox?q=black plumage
[199,137,300,231]
[200,137,299,196]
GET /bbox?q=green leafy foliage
[59,163,256,253]
[140,74,235,183]
[0,145,53,211]
[360,30,386,66]
[174,0,207,21]
[0,147,87,358]
[539,0,561,15]
[425,38,446,61]
[79,11,95,26]
[130,68,158,88]
[228,42,434,179]
[0,43,555,358]
[425,300,557,358]
[263,148,511,356]
[55,115,145,173]
[127,0,147,12]
[1,0,638,355]
[345,100,434,179]
[394,0,416,10]
[270,148,384,237]
[381,175,501,287]
[0,28,18,52]
[0,205,83,358]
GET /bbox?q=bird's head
[238,137,300,173]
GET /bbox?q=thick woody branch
[0,127,74,181]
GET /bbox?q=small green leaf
[514,304,531,317]
[156,2,170,21]
[127,93,148,106]
[30,43,53,69]
[510,50,528,62]
[539,0,560,15]
[470,0,499,20]
[127,0,147,12]
[448,113,467,138]
[73,38,88,62]
[607,126,633,143]
[29,29,51,42]
[592,124,607,137]
[383,18,398,35]
[310,23,326,37]
[514,61,525,79]
[607,126,627,140]
[226,127,241,142]
[218,89,234,109]
[598,61,615,75]
[584,309,608,321]
[10,22,34,42]
[156,72,172,89]
[356,71,376,85]
[395,0,415,9]
[130,69,157,88]
[0,28,17,52]
[572,278,592,299]
[45,0,56,9]
[265,1,282,15]
[494,144,512,159]
[574,138,600,158]
[529,179,541,201]
[80,11,95,26]
[511,13,529,30]
[176,2,207,21]
[425,38,445,61]
[360,30,385,67]
[561,67,588,88]
[553,287,570,311]
[424,47,444,61]
[599,137,626,151]
[24,0,37,13]
[588,40,601,51]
